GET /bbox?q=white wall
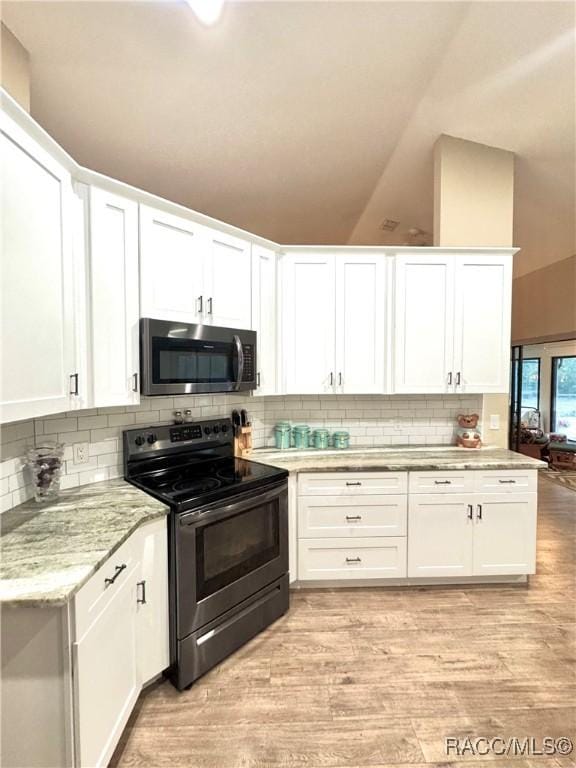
[0,393,481,513]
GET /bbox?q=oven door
[176,481,288,638]
[140,318,256,395]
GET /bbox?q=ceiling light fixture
[186,0,225,26]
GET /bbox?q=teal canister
[332,430,350,450]
[293,424,311,449]
[274,422,292,450]
[312,429,330,450]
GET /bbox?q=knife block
[234,426,253,457]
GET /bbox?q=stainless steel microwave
[140,319,257,396]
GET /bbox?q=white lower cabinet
[472,494,537,575]
[73,561,140,768]
[407,494,474,578]
[297,470,538,584]
[72,517,168,767]
[298,537,407,580]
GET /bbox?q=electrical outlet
[489,414,500,430]
[73,442,90,465]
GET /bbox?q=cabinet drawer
[74,531,141,640]
[298,537,407,580]
[409,471,474,494]
[298,472,407,496]
[298,495,407,538]
[475,470,537,493]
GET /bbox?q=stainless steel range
[123,418,289,690]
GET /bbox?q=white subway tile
[108,413,136,427]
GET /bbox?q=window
[520,358,540,410]
[551,356,576,441]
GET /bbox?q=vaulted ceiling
[2,1,574,277]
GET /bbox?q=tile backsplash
[0,393,481,513]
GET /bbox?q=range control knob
[213,424,220,434]
[221,423,228,433]
[204,426,212,435]
[147,433,157,444]
[134,435,145,446]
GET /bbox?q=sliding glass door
[551,356,576,440]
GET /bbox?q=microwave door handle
[233,334,244,391]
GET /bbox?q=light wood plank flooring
[111,477,575,767]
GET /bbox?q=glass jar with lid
[312,429,330,450]
[274,422,292,450]
[332,430,350,450]
[293,424,311,449]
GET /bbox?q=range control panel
[124,418,233,456]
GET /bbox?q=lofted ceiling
[2,0,574,277]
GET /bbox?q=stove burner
[172,477,221,495]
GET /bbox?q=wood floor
[111,477,576,767]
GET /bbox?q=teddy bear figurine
[456,413,482,449]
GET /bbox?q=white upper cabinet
[140,205,205,323]
[281,253,337,394]
[88,187,140,407]
[203,229,252,329]
[393,250,513,394]
[393,253,454,394]
[335,254,386,394]
[251,245,277,395]
[453,255,512,393]
[0,112,81,423]
[140,208,252,330]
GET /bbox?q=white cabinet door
[453,254,512,393]
[0,112,79,422]
[335,254,386,394]
[89,187,140,406]
[281,253,336,394]
[251,245,277,395]
[408,494,474,577]
[393,254,454,393]
[140,205,205,323]
[204,229,252,329]
[73,562,140,768]
[472,493,537,575]
[136,519,169,685]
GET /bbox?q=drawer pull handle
[105,563,126,587]
[345,515,362,521]
[346,481,362,486]
[477,504,483,521]
[499,480,516,484]
[434,480,452,485]
[467,504,473,520]
[345,557,362,563]
[137,580,147,604]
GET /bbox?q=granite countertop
[251,445,547,473]
[0,479,168,608]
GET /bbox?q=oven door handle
[232,334,244,391]
[180,481,287,527]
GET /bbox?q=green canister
[274,422,292,450]
[293,424,311,449]
[312,429,330,450]
[332,430,350,449]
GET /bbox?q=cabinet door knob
[69,373,79,396]
[257,372,261,387]
[197,295,203,314]
[329,372,334,386]
[338,372,342,386]
[105,563,126,587]
[467,504,473,520]
[477,504,483,520]
[447,372,453,385]
[137,580,147,604]
[132,372,139,392]
[207,297,213,315]
[456,371,461,386]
